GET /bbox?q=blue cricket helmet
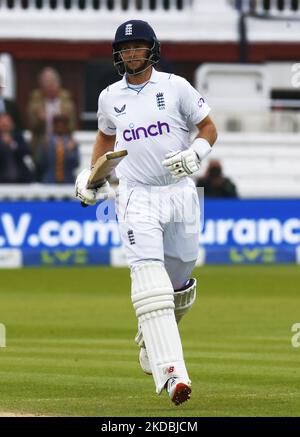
[112,20,160,76]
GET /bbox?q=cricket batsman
[75,20,217,405]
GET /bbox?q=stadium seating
[0,0,238,42]
[195,63,300,133]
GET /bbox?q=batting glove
[75,168,113,206]
[162,138,212,179]
[162,149,199,179]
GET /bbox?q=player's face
[119,40,151,71]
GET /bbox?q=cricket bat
[87,149,127,189]
[81,149,127,207]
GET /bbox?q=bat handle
[81,201,89,208]
[87,179,106,189]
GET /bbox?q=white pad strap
[135,328,144,348]
[174,278,197,323]
[131,262,190,393]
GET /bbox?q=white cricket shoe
[139,347,152,375]
[166,377,192,406]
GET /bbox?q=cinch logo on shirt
[123,121,170,141]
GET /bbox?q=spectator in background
[38,113,79,184]
[196,159,238,198]
[0,113,35,183]
[27,67,77,178]
[0,85,23,133]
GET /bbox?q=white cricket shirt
[97,68,210,186]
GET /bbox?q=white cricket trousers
[116,177,200,289]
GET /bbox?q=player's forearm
[91,131,116,167]
[195,119,218,147]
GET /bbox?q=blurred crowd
[0,65,238,197]
[196,160,238,198]
[0,66,79,184]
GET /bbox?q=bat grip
[87,179,106,190]
[81,201,89,208]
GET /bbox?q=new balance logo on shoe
[163,366,175,375]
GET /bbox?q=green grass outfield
[0,265,299,417]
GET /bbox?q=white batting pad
[131,262,190,393]
[135,277,197,347]
[174,278,197,323]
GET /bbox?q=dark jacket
[0,132,34,183]
[2,98,23,131]
[38,134,79,183]
[196,176,238,198]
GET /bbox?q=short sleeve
[97,90,116,135]
[177,77,211,125]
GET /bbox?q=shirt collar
[120,68,159,89]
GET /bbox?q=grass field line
[2,346,296,361]
[8,338,132,345]
[8,336,293,344]
[1,351,298,368]
[3,392,299,403]
[0,411,48,417]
